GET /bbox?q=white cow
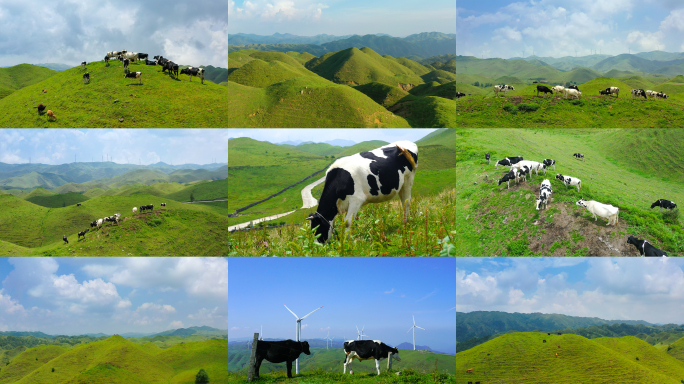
[645,90,659,100]
[556,174,581,192]
[307,141,418,244]
[512,160,543,176]
[576,199,619,225]
[132,207,137,214]
[494,84,515,97]
[552,85,565,94]
[564,88,581,99]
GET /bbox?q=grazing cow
[63,235,68,244]
[253,340,310,379]
[83,72,90,84]
[576,199,619,226]
[657,92,669,100]
[542,159,556,172]
[78,229,88,240]
[81,61,86,70]
[547,333,551,335]
[180,67,205,84]
[573,153,584,160]
[555,174,582,192]
[97,218,104,228]
[121,51,139,61]
[165,61,179,79]
[132,207,137,214]
[599,89,610,96]
[631,89,646,99]
[498,169,518,189]
[124,72,142,85]
[605,87,619,97]
[563,88,581,99]
[627,236,668,256]
[76,203,81,207]
[466,368,474,373]
[543,340,546,343]
[90,220,98,228]
[456,92,466,99]
[555,353,558,357]
[485,152,490,165]
[552,85,565,94]
[516,165,530,183]
[537,85,553,96]
[36,104,46,114]
[145,59,157,65]
[651,199,677,211]
[160,203,166,207]
[495,156,523,168]
[46,110,56,120]
[494,84,515,97]
[123,58,131,71]
[104,55,110,66]
[137,53,149,61]
[567,85,579,91]
[307,141,417,244]
[141,204,154,212]
[536,179,552,210]
[343,340,401,375]
[512,160,543,176]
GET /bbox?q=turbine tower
[260,325,263,340]
[324,331,332,349]
[356,325,367,340]
[284,303,323,375]
[406,315,426,350]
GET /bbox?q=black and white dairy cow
[495,156,523,168]
[627,235,668,257]
[180,67,205,84]
[124,71,142,84]
[494,84,515,97]
[343,340,401,375]
[536,179,552,210]
[456,92,466,99]
[498,169,518,189]
[631,89,647,99]
[543,159,556,172]
[651,199,677,211]
[253,340,311,379]
[573,153,584,160]
[83,72,90,84]
[307,141,417,244]
[556,174,582,192]
[485,152,491,165]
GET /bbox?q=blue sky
[229,258,456,354]
[0,257,227,335]
[227,129,437,145]
[457,0,684,58]
[0,129,228,166]
[457,257,684,325]
[229,0,456,36]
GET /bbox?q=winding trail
[228,176,326,232]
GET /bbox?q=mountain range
[0,326,226,339]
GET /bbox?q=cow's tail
[396,145,416,169]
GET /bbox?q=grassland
[0,64,58,99]
[453,129,684,256]
[456,332,684,384]
[0,60,230,128]
[0,336,226,384]
[0,193,228,256]
[457,75,684,127]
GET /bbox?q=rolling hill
[453,129,684,256]
[456,332,684,383]
[0,60,230,128]
[0,64,58,99]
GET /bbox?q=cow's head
[576,199,587,208]
[650,201,659,209]
[627,235,640,248]
[555,174,564,181]
[389,346,401,361]
[307,212,332,244]
[301,341,311,355]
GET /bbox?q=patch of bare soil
[398,83,415,91]
[388,100,414,117]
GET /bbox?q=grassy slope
[0,193,228,256]
[456,332,684,384]
[352,82,411,108]
[0,64,57,99]
[25,192,89,208]
[0,171,67,189]
[0,60,230,128]
[164,179,227,202]
[454,129,683,256]
[392,96,456,128]
[0,345,67,384]
[157,339,228,384]
[228,57,315,88]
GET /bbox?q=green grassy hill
[456,332,684,384]
[0,345,67,384]
[0,60,230,128]
[25,192,89,208]
[353,82,411,108]
[164,179,227,202]
[0,64,58,99]
[0,193,228,256]
[0,171,68,189]
[453,129,683,256]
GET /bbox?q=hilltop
[0,64,58,99]
[0,60,230,128]
[453,129,683,256]
[456,332,684,383]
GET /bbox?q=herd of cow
[488,153,675,256]
[456,84,670,101]
[61,202,166,245]
[252,339,400,379]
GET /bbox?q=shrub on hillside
[507,238,531,256]
[195,368,209,384]
[517,103,539,112]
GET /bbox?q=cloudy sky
[229,0,456,36]
[227,128,437,145]
[0,257,227,335]
[457,0,684,58]
[229,258,456,354]
[0,0,227,68]
[0,129,228,166]
[457,257,684,325]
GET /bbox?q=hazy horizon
[227,129,438,145]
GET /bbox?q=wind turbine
[284,303,323,374]
[330,336,335,349]
[324,331,332,349]
[260,325,263,340]
[356,325,367,340]
[406,315,426,350]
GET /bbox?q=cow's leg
[254,357,262,378]
[398,176,414,223]
[343,199,363,237]
[286,360,293,378]
[375,359,380,375]
[343,355,349,374]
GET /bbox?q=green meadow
[0,61,230,128]
[228,47,455,127]
[453,129,684,256]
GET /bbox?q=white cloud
[0,291,26,316]
[660,8,684,31]
[170,320,184,328]
[231,0,329,21]
[493,26,522,42]
[626,30,663,50]
[384,288,395,294]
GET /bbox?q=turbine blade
[407,327,413,333]
[413,315,415,325]
[283,304,299,319]
[416,326,426,330]
[301,306,323,320]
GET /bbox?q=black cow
[567,85,579,91]
[124,71,142,85]
[36,104,46,114]
[165,61,179,78]
[76,203,82,207]
[495,156,523,168]
[63,235,69,244]
[573,153,584,160]
[498,169,518,189]
[543,340,546,343]
[307,142,417,244]
[83,72,90,84]
[160,203,166,207]
[456,92,466,99]
[254,340,310,378]
[557,332,561,335]
[137,53,149,61]
[81,61,86,70]
[627,236,668,256]
[485,152,490,165]
[104,55,110,66]
[123,58,130,71]
[651,199,677,211]
[547,333,551,335]
[145,59,157,65]
[343,340,401,375]
[78,229,88,240]
[537,85,553,96]
[599,89,610,96]
[142,204,154,212]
